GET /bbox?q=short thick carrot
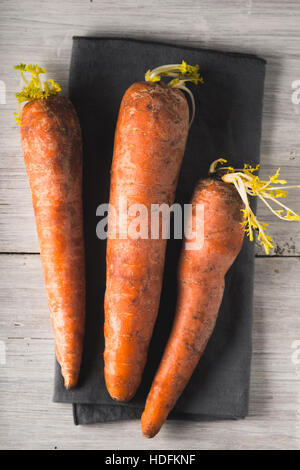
[141,178,244,437]
[16,65,85,389]
[104,80,190,402]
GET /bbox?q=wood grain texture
[0,255,299,450]
[0,0,300,450]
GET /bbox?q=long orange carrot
[141,159,300,438]
[141,178,244,437]
[104,62,202,402]
[15,64,85,389]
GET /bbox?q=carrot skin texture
[104,82,189,402]
[141,178,245,438]
[20,95,85,389]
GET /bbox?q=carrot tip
[63,374,77,390]
[109,392,134,403]
[142,430,156,439]
[105,379,137,402]
[141,419,160,439]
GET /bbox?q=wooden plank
[0,1,300,254]
[0,254,299,449]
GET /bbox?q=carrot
[141,178,244,437]
[141,159,300,438]
[15,64,85,389]
[104,62,203,402]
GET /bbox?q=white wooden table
[0,0,300,450]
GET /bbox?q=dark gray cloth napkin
[53,37,266,425]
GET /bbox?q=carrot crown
[210,158,300,254]
[14,63,61,125]
[145,61,203,127]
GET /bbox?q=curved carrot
[141,178,244,437]
[15,64,85,389]
[104,62,202,402]
[141,159,300,437]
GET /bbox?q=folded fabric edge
[71,35,266,65]
[73,403,247,426]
